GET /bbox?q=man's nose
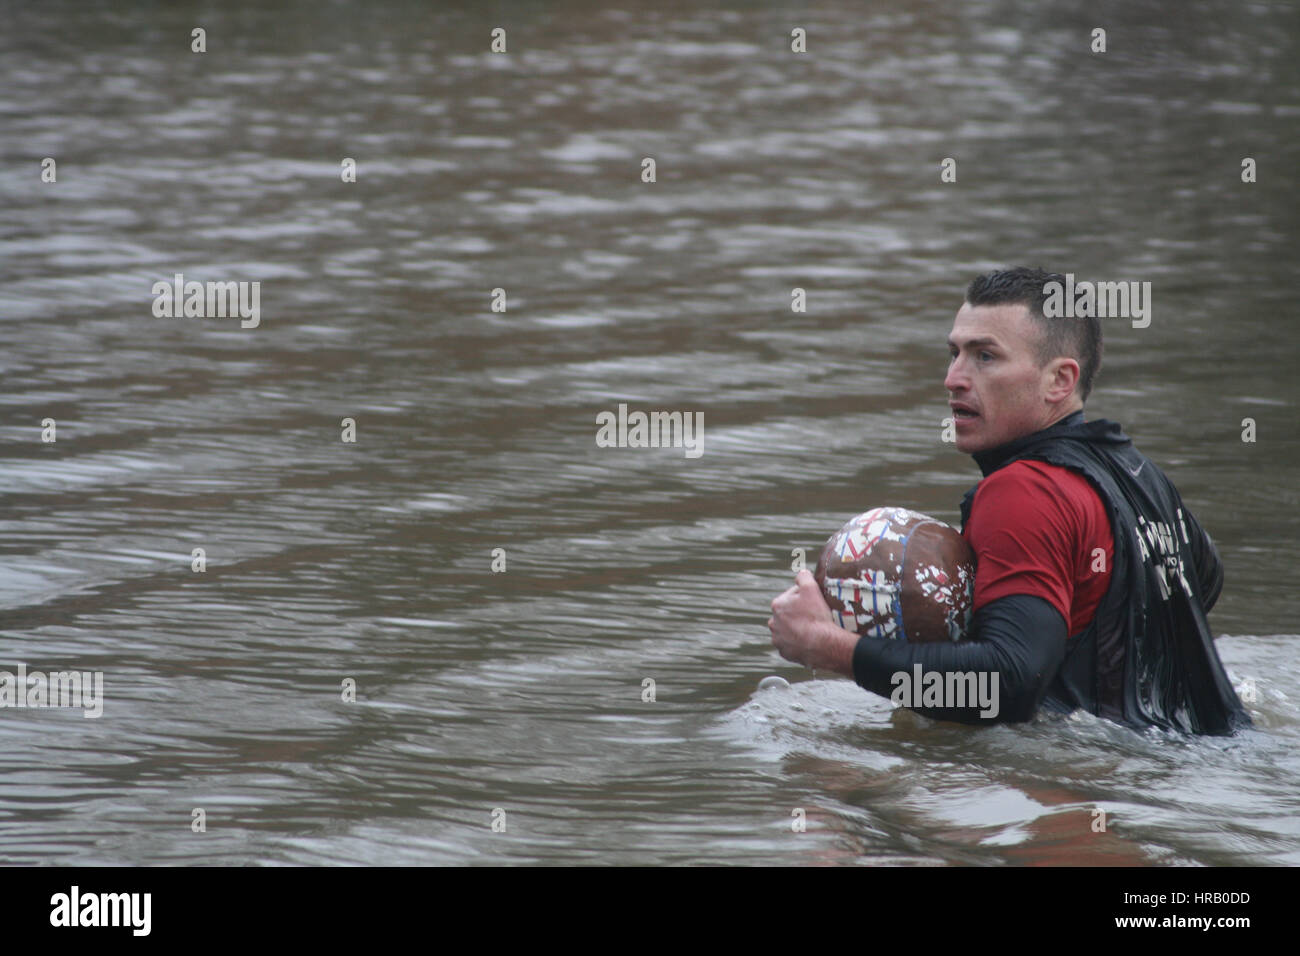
[944,355,968,393]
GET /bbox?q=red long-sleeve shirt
[961,459,1114,636]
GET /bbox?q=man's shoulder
[975,458,1099,502]
[969,459,1111,542]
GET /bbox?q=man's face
[944,302,1064,454]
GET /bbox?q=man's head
[944,267,1103,454]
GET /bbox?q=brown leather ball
[813,507,975,643]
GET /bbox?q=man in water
[768,267,1250,735]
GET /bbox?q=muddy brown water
[1,0,1297,864]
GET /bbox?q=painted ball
[813,507,975,643]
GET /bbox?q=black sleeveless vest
[958,412,1251,735]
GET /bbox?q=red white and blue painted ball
[813,507,976,643]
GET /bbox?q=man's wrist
[814,621,860,678]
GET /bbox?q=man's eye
[979,351,994,361]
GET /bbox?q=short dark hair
[965,267,1103,402]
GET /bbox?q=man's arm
[851,593,1067,724]
[768,572,1066,724]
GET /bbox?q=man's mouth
[951,404,979,420]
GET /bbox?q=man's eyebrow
[947,336,1001,349]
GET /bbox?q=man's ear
[1045,356,1080,402]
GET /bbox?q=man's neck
[1045,403,1084,429]
[972,407,1086,477]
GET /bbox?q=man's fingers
[771,585,797,612]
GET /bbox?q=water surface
[1,0,1297,865]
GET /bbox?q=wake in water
[716,635,1298,865]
